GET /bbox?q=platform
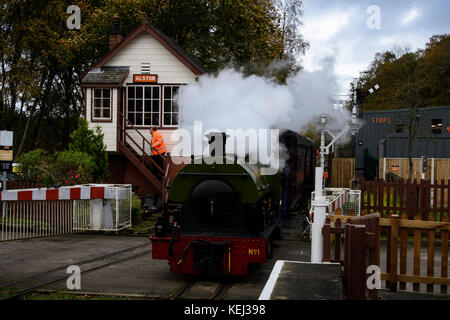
[259,260,344,300]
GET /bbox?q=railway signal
[311,111,359,263]
[421,156,427,179]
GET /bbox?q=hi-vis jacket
[151,131,167,155]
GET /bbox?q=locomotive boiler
[150,131,315,276]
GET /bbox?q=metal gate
[1,184,132,241]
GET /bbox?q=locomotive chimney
[206,132,228,157]
[109,15,123,50]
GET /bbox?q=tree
[0,0,84,156]
[356,35,450,112]
[1,0,309,157]
[395,56,426,180]
[354,36,450,179]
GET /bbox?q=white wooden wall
[105,33,197,84]
[85,32,199,154]
[85,87,118,152]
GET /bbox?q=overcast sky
[300,0,450,96]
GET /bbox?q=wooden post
[441,213,449,294]
[348,225,367,300]
[399,209,408,291]
[334,218,342,263]
[427,210,435,293]
[378,180,384,216]
[389,214,399,292]
[343,223,350,286]
[413,211,421,292]
[322,217,331,263]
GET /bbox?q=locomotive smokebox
[205,132,229,157]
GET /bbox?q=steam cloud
[172,59,356,171]
[177,59,351,134]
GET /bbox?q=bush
[53,150,96,186]
[16,149,96,186]
[119,192,143,225]
[15,149,54,185]
[15,118,109,186]
[131,193,143,224]
[69,118,109,181]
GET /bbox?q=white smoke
[178,58,351,134]
[173,58,356,171]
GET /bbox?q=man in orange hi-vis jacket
[150,127,167,176]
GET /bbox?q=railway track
[170,278,233,300]
[0,243,152,300]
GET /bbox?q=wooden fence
[330,158,355,188]
[358,179,449,293]
[323,213,380,300]
[323,212,449,297]
[380,214,449,294]
[379,158,450,182]
[360,178,449,220]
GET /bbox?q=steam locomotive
[150,131,315,275]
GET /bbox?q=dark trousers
[152,153,166,179]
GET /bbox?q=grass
[129,219,156,235]
[23,291,147,300]
[0,287,149,300]
[0,286,18,298]
[0,216,50,231]
[117,215,157,236]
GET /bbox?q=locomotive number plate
[248,249,260,256]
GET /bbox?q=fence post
[343,223,350,288]
[441,213,449,294]
[427,209,435,293]
[322,217,331,263]
[334,218,342,263]
[360,181,364,215]
[347,224,367,300]
[389,214,399,292]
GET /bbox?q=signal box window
[92,88,111,120]
[127,86,160,126]
[431,119,442,134]
[163,86,179,127]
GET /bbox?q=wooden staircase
[118,112,168,196]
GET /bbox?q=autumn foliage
[356,35,450,111]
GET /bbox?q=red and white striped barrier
[326,189,348,213]
[0,185,118,201]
